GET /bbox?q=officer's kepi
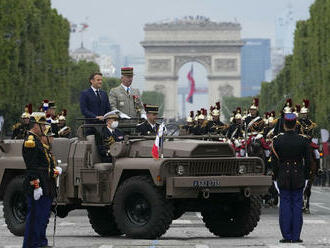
[284,113,297,125]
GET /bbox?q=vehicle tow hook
[202,189,210,199]
[243,187,251,198]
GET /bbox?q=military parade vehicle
[0,122,272,239]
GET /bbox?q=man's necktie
[126,87,130,95]
[96,90,101,103]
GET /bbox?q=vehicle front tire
[201,196,261,237]
[3,176,27,236]
[87,206,122,236]
[113,176,173,239]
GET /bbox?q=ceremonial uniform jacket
[109,85,145,118]
[12,123,28,139]
[244,115,264,133]
[207,120,226,135]
[136,121,159,135]
[191,124,207,135]
[297,118,317,139]
[97,127,124,163]
[271,131,311,190]
[22,132,56,198]
[226,123,244,139]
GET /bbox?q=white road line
[98,246,113,248]
[58,221,76,226]
[304,219,326,224]
[195,245,209,248]
[310,202,330,211]
[268,244,305,248]
[172,219,192,224]
[4,246,21,248]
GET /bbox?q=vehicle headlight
[239,165,246,174]
[176,165,185,176]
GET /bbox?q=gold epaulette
[12,123,21,131]
[311,121,317,129]
[24,135,35,148]
[272,118,278,125]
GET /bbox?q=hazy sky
[51,0,315,56]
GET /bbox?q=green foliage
[0,0,103,135]
[259,0,330,131]
[222,96,253,120]
[141,91,165,116]
[102,77,121,95]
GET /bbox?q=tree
[141,91,165,116]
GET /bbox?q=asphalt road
[1,187,330,248]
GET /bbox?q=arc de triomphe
[141,17,244,119]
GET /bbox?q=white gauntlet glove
[34,187,43,200]
[274,181,280,194]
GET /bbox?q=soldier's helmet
[268,111,276,123]
[249,98,259,110]
[300,99,309,114]
[186,111,194,123]
[198,109,205,120]
[58,109,67,121]
[234,107,242,120]
[21,104,32,119]
[283,98,293,114]
[212,102,221,116]
[29,112,49,125]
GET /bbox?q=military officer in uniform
[22,112,61,248]
[97,112,124,163]
[136,105,160,135]
[274,99,294,135]
[12,104,32,139]
[109,67,146,119]
[208,102,227,135]
[226,108,244,139]
[57,109,72,138]
[244,98,264,134]
[182,111,195,135]
[271,113,310,243]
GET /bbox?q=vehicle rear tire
[87,206,122,236]
[3,176,27,236]
[113,176,173,239]
[201,196,261,237]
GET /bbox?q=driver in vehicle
[97,112,124,163]
[136,104,159,135]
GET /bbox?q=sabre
[244,122,248,157]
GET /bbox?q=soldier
[227,108,244,140]
[136,105,160,135]
[244,98,264,134]
[274,98,294,136]
[191,109,207,135]
[271,113,310,243]
[97,113,124,163]
[109,67,146,119]
[208,102,227,135]
[57,109,72,138]
[182,111,195,135]
[42,100,60,137]
[12,104,32,139]
[22,112,61,248]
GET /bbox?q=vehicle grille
[163,158,263,176]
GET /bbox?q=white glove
[55,166,62,175]
[274,181,280,194]
[34,187,43,200]
[304,180,309,191]
[140,113,147,120]
[256,133,263,139]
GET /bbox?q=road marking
[4,246,21,248]
[310,202,330,211]
[172,219,192,224]
[58,221,76,226]
[304,219,326,224]
[98,246,113,248]
[268,244,305,248]
[195,245,209,248]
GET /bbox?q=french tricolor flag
[186,65,195,103]
[152,122,166,160]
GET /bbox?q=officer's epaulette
[272,118,278,125]
[24,135,35,148]
[12,123,21,131]
[136,122,144,126]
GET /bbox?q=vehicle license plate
[193,180,220,187]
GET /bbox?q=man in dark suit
[80,72,111,134]
[97,113,124,163]
[136,104,160,135]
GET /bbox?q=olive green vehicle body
[0,135,272,206]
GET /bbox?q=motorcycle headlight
[239,165,246,174]
[176,165,185,176]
